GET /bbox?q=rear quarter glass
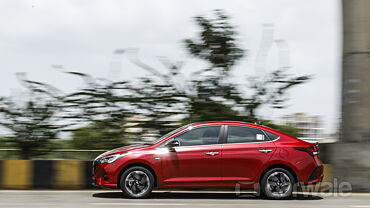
[264,130,279,140]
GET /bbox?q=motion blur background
[0,0,368,192]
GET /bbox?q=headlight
[97,152,131,164]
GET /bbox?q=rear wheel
[260,168,295,199]
[119,166,154,198]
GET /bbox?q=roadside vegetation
[0,10,306,160]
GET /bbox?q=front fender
[111,155,162,185]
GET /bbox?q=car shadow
[92,191,323,200]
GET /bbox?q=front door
[160,125,223,187]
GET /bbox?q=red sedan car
[92,121,323,199]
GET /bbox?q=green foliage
[262,120,301,137]
[48,138,71,149]
[123,9,311,139]
[0,99,61,159]
[186,99,243,123]
[0,79,64,159]
[181,10,248,123]
[185,9,244,71]
[182,10,311,123]
[63,72,133,122]
[0,10,311,160]
[62,72,135,147]
[241,69,312,119]
[127,77,188,136]
[0,137,12,148]
[70,121,126,150]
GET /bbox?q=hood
[95,144,149,159]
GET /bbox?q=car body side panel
[255,135,323,184]
[92,121,324,190]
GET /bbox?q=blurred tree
[241,69,312,120]
[63,72,133,149]
[182,10,246,123]
[70,121,124,150]
[125,10,311,137]
[261,120,301,137]
[0,10,312,159]
[184,9,244,74]
[183,10,311,127]
[125,51,191,138]
[127,77,187,137]
[0,137,11,148]
[0,80,63,159]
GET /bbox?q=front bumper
[92,178,117,188]
[92,161,118,188]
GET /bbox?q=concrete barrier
[0,160,93,189]
[0,160,332,190]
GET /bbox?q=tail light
[294,143,319,156]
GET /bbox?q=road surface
[0,190,369,208]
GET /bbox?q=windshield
[146,124,190,145]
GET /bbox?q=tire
[119,166,155,198]
[260,168,295,199]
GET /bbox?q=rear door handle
[259,149,273,153]
[205,152,219,156]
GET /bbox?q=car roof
[190,121,265,129]
[188,121,305,143]
[189,121,288,135]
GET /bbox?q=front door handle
[259,149,273,153]
[205,152,219,156]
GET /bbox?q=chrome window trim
[157,124,282,149]
[220,137,280,146]
[157,136,280,149]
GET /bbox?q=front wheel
[260,168,295,199]
[119,166,154,198]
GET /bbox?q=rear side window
[227,126,267,143]
[264,131,279,140]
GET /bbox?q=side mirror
[166,140,180,150]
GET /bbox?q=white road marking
[89,203,185,206]
[350,206,370,208]
[0,203,57,206]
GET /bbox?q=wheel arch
[258,163,299,185]
[117,162,158,189]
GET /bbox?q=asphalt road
[0,190,370,208]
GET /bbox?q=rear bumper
[303,165,324,185]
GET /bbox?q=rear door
[221,125,276,184]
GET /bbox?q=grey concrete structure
[333,0,370,191]
[341,0,370,142]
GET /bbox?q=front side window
[174,126,221,146]
[227,125,267,143]
[148,124,190,145]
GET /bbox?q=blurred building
[280,112,323,140]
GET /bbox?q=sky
[0,0,341,134]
